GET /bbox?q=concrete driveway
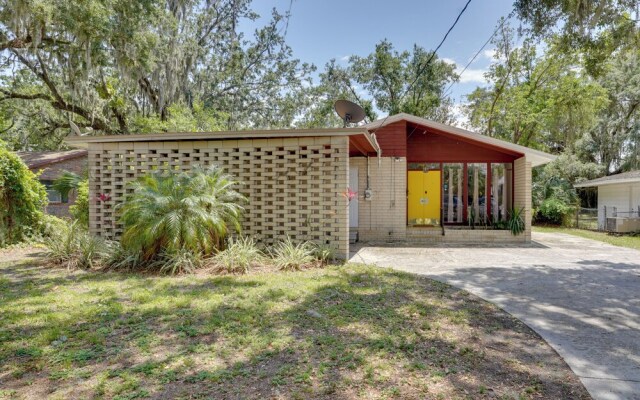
[350,232,640,400]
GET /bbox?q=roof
[363,113,557,167]
[17,149,88,169]
[64,128,380,156]
[574,170,640,188]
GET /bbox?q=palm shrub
[271,237,316,271]
[118,166,246,262]
[211,236,265,274]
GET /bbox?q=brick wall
[514,156,532,241]
[351,155,532,244]
[350,156,407,241]
[30,156,87,218]
[88,137,350,259]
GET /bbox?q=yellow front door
[408,170,441,225]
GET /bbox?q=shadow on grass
[0,259,589,399]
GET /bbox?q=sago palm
[119,165,246,259]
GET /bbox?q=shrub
[44,222,109,270]
[104,241,145,271]
[507,207,526,235]
[212,236,265,274]
[537,197,574,225]
[119,165,246,261]
[41,215,69,239]
[0,142,48,246]
[271,237,315,271]
[148,249,203,275]
[312,243,336,265]
[69,180,90,226]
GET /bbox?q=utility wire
[442,12,513,99]
[369,0,473,135]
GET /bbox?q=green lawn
[0,249,589,400]
[534,226,640,251]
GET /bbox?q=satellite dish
[334,100,366,127]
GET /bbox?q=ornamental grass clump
[45,221,109,270]
[117,165,245,274]
[271,237,316,271]
[212,236,265,274]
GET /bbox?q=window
[490,163,512,222]
[467,163,487,224]
[442,163,463,223]
[42,180,68,204]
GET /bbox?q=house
[65,113,555,258]
[17,149,88,218]
[574,170,640,232]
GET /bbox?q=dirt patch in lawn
[0,247,590,399]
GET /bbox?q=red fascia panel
[406,125,521,163]
[369,120,407,157]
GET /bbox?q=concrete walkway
[350,232,640,400]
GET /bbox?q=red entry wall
[371,120,407,157]
[369,120,522,162]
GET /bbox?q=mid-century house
[66,113,555,258]
[574,170,640,232]
[18,149,88,217]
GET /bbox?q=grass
[0,248,589,400]
[534,226,640,251]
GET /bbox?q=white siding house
[575,171,640,232]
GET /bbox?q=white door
[349,166,359,228]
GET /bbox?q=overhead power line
[369,0,473,135]
[442,13,513,99]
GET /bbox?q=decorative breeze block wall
[88,136,349,258]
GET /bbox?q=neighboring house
[66,113,555,258]
[574,170,640,232]
[17,149,88,218]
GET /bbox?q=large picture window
[467,163,487,224]
[491,163,512,222]
[442,163,463,224]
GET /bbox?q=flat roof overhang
[65,128,380,156]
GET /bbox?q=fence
[574,207,598,230]
[574,206,640,231]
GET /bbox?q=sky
[242,0,516,122]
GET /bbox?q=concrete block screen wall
[88,136,350,258]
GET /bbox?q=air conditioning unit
[606,217,640,233]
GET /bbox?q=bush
[44,222,109,270]
[0,142,48,246]
[537,197,574,225]
[69,180,90,226]
[312,243,336,265]
[148,249,203,275]
[507,208,525,235]
[212,236,265,274]
[271,237,315,271]
[119,166,246,261]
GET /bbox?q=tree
[299,40,458,127]
[0,0,311,148]
[350,40,458,121]
[577,49,640,172]
[514,0,640,77]
[465,23,608,150]
[0,140,47,245]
